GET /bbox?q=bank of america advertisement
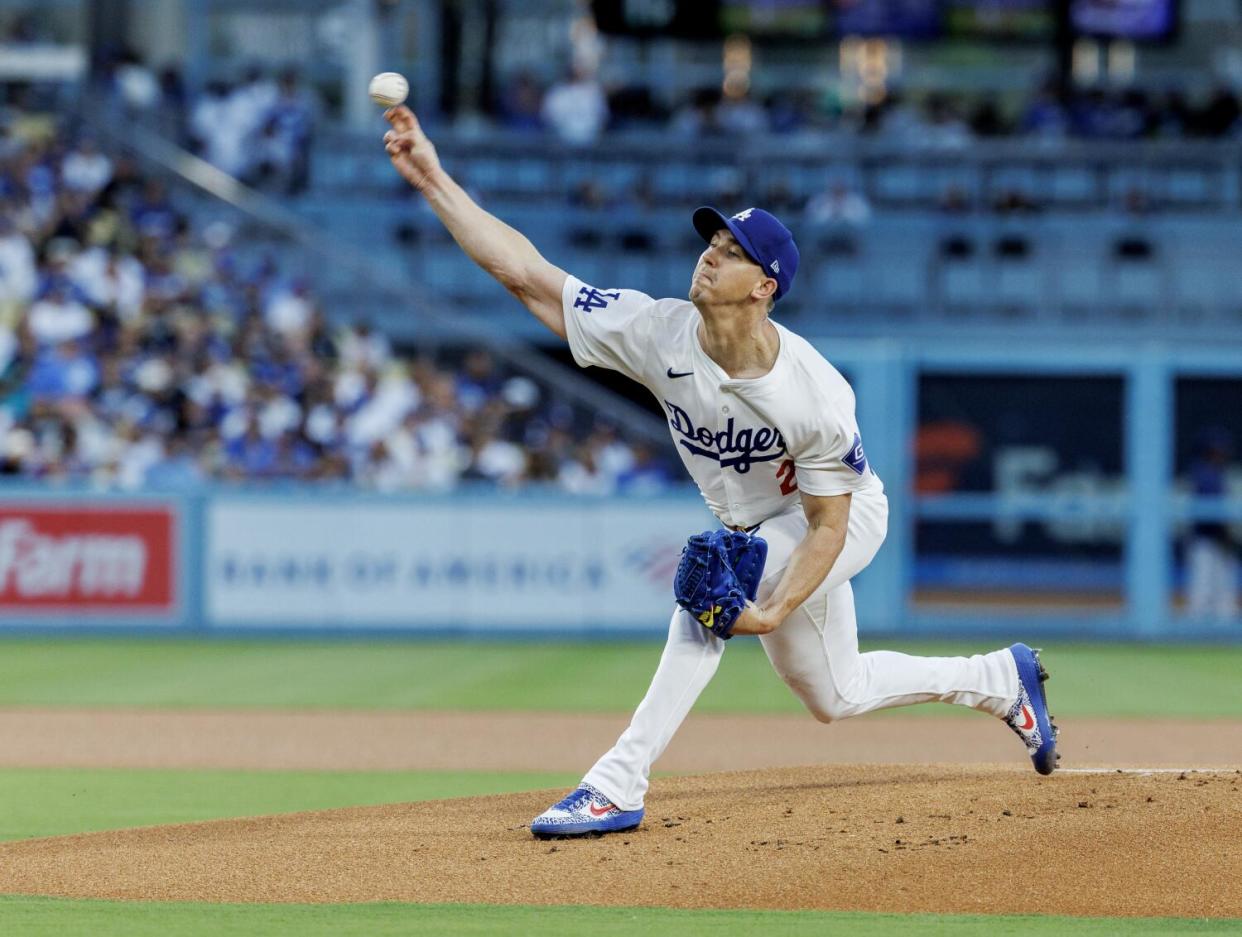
[205,498,712,631]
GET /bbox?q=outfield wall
[0,490,712,636]
[0,486,1237,640]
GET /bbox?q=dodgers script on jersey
[562,276,885,529]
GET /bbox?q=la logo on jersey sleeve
[843,433,869,475]
[572,286,621,312]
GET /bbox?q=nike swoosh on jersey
[666,368,694,379]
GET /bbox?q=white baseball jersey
[561,275,884,529]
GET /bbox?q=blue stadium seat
[876,256,927,310]
[815,259,865,309]
[1048,167,1096,206]
[1166,169,1213,205]
[995,261,1042,314]
[1055,263,1103,314]
[1169,258,1222,320]
[1111,260,1164,312]
[941,260,988,308]
[872,165,922,203]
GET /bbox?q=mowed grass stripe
[0,639,1240,718]
[0,898,1238,937]
[0,768,575,843]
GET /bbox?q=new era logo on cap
[693,205,800,301]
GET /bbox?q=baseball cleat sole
[530,819,643,840]
[530,811,644,839]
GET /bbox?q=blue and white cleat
[1005,643,1060,775]
[530,784,644,839]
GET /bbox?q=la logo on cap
[732,208,755,222]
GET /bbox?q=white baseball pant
[582,491,1020,811]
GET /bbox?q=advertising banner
[206,498,713,631]
[0,503,177,615]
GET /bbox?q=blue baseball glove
[673,529,768,640]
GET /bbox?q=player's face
[690,230,772,307]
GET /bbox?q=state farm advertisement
[0,503,177,614]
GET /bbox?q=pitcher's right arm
[383,105,567,339]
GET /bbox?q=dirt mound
[2,764,1238,917]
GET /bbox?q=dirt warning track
[0,708,1237,772]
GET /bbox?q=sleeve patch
[842,433,868,475]
[572,286,622,312]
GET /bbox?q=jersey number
[777,459,799,495]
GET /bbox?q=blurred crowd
[0,113,674,493]
[493,72,1242,146]
[87,50,317,195]
[188,66,317,194]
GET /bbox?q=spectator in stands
[109,49,161,114]
[60,137,113,195]
[24,339,98,400]
[670,89,718,138]
[0,213,38,311]
[872,91,929,143]
[69,241,145,322]
[463,418,527,487]
[456,348,502,413]
[26,277,93,346]
[496,70,545,133]
[922,93,973,150]
[1022,81,1071,139]
[338,321,391,372]
[617,441,673,494]
[3,11,44,43]
[144,433,206,489]
[1185,429,1238,621]
[0,110,673,495]
[190,81,246,177]
[1151,89,1193,139]
[716,88,768,137]
[267,67,316,194]
[585,421,635,486]
[263,277,316,336]
[766,90,815,135]
[233,66,279,157]
[541,65,609,146]
[969,97,1007,137]
[190,67,316,189]
[806,180,872,227]
[557,440,612,495]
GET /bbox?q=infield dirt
[0,710,1239,917]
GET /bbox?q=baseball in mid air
[368,72,408,107]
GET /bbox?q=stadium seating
[297,130,1242,338]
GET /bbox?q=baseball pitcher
[382,105,1059,840]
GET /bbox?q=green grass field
[3,898,1240,937]
[1,638,1239,936]
[1,638,1240,717]
[0,767,577,843]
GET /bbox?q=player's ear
[753,277,777,304]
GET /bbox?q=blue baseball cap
[692,206,799,301]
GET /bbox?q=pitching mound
[1,764,1238,917]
